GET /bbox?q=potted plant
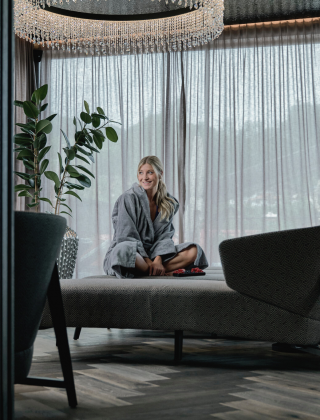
[14,87,120,278]
[44,100,119,278]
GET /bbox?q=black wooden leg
[272,343,320,356]
[73,327,82,340]
[174,330,183,362]
[47,263,77,408]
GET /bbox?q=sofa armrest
[219,226,320,319]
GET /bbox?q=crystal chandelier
[14,0,224,55]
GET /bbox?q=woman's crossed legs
[134,245,197,276]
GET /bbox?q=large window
[39,21,320,276]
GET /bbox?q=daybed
[41,226,320,359]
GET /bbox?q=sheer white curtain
[40,19,320,277]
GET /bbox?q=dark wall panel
[0,0,14,418]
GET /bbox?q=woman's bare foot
[165,271,174,276]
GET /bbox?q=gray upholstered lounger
[41,225,320,361]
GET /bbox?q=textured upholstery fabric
[15,212,66,381]
[219,226,320,322]
[40,274,320,346]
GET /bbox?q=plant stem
[34,118,39,212]
[54,160,69,215]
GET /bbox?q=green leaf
[60,203,73,212]
[65,182,85,190]
[44,171,60,189]
[31,91,37,103]
[27,202,39,208]
[60,211,73,218]
[18,190,33,198]
[38,146,51,162]
[14,184,32,192]
[92,113,107,121]
[73,116,77,126]
[23,101,39,119]
[64,190,82,201]
[85,134,93,144]
[75,154,90,165]
[64,147,75,161]
[88,154,95,163]
[61,129,71,148]
[77,117,83,130]
[38,133,47,150]
[92,115,100,128]
[77,174,91,188]
[14,140,32,148]
[75,130,86,142]
[90,128,104,138]
[37,84,48,101]
[17,149,34,160]
[14,133,32,139]
[41,123,52,135]
[22,159,35,171]
[84,100,90,114]
[16,123,30,129]
[39,197,53,207]
[36,119,52,134]
[40,103,48,112]
[76,165,95,178]
[40,159,49,174]
[46,113,57,121]
[92,134,103,150]
[80,112,92,124]
[76,145,91,157]
[97,107,105,115]
[105,127,118,142]
[55,195,66,202]
[66,165,80,177]
[14,171,31,181]
[28,178,35,188]
[14,100,24,108]
[85,142,100,153]
[57,152,63,174]
[20,127,35,137]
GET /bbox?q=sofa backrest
[219,226,320,321]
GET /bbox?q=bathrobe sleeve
[115,194,149,259]
[149,221,177,261]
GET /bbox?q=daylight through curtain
[38,19,320,277]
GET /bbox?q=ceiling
[224,0,320,25]
[46,0,320,22]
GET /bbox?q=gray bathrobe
[103,183,208,279]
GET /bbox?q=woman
[103,156,208,278]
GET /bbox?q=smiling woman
[103,155,208,278]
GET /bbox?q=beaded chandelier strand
[14,0,224,55]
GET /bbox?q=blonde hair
[137,156,176,221]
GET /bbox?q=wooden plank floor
[14,328,320,419]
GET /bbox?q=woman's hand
[149,256,166,276]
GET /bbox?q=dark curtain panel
[14,36,35,211]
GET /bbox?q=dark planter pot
[14,211,66,380]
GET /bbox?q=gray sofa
[41,226,320,358]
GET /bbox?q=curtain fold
[14,36,36,211]
[39,19,320,277]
